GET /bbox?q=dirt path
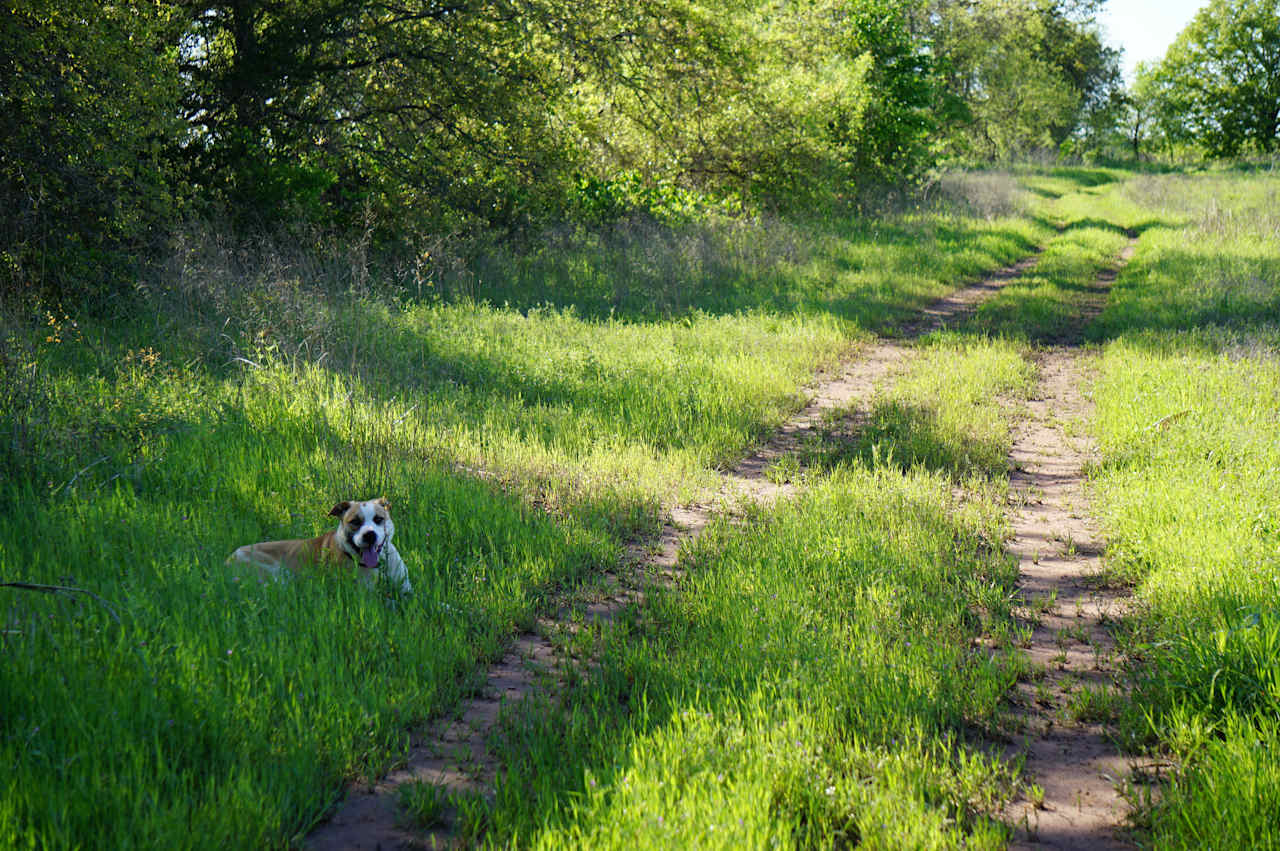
[1000,240,1136,848]
[305,252,1042,850]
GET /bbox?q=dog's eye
[373,516,384,525]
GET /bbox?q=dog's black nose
[360,530,377,546]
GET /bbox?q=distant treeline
[4,0,1269,304]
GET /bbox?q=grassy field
[478,339,1037,849]
[6,164,1264,848]
[1086,168,1280,848]
[968,177,1143,343]
[0,177,1058,848]
[444,180,1141,847]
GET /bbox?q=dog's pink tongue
[360,544,381,569]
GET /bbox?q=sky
[1097,0,1212,81]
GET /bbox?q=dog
[227,498,412,594]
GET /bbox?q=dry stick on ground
[0,582,122,624]
[1000,239,1138,850]
[304,250,1044,851]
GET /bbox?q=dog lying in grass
[228,498,412,594]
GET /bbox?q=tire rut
[1000,239,1137,849]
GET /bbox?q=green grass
[441,200,1046,327]
[475,321,1160,846]
[967,174,1158,344]
[1086,169,1280,847]
[450,176,1162,849]
[969,226,1128,342]
[811,333,1034,482]
[486,462,1025,849]
[398,780,450,829]
[0,176,1072,849]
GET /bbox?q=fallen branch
[0,582,122,624]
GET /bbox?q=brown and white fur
[228,498,412,594]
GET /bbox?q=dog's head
[330,498,395,569]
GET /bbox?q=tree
[1,0,185,303]
[1144,0,1280,156]
[1032,0,1123,146]
[173,0,888,226]
[923,0,1122,160]
[1122,61,1164,159]
[175,0,592,229]
[841,0,939,184]
[928,0,1077,158]
[3,0,974,304]
[576,0,942,205]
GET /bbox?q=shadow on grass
[800,399,1009,483]
[1088,249,1280,343]
[1061,218,1132,237]
[1027,185,1063,200]
[1030,214,1175,239]
[1045,166,1121,187]
[463,216,1042,323]
[965,278,1107,344]
[1061,217,1175,239]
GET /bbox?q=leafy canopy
[4,0,1130,303]
[1137,0,1280,156]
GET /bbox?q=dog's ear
[376,497,391,510]
[328,501,351,517]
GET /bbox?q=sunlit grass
[970,225,1129,342]
[1088,169,1280,847]
[485,465,1023,850]
[808,333,1033,482]
[475,331,1057,847]
[458,172,1193,849]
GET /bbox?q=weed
[1068,686,1122,724]
[452,790,492,844]
[398,781,450,829]
[764,453,802,485]
[1027,783,1047,810]
[1024,591,1059,618]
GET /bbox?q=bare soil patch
[304,251,1044,850]
[1000,241,1137,849]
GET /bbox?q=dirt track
[1001,240,1137,849]
[305,244,1139,849]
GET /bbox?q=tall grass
[807,333,1033,482]
[422,193,1044,325]
[1088,169,1280,847]
[469,314,1141,845]
[444,176,1165,848]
